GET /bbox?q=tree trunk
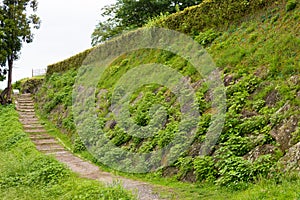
[7,56,13,101]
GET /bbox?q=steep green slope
[0,105,136,199]
[36,0,299,188]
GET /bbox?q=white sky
[0,0,114,89]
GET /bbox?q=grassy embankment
[33,0,299,199]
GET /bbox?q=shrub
[27,156,70,185]
[252,154,275,179]
[286,0,297,11]
[73,136,87,153]
[21,77,44,94]
[216,156,253,186]
[153,0,277,35]
[194,29,220,47]
[47,49,92,76]
[222,135,253,156]
[175,157,194,180]
[193,156,217,182]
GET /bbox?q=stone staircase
[15,94,164,200]
[16,94,66,154]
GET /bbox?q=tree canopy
[91,0,201,46]
[0,0,40,103]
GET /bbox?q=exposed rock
[96,89,109,112]
[241,109,257,118]
[192,79,204,89]
[254,65,269,79]
[288,75,300,86]
[224,74,234,86]
[162,166,179,178]
[244,144,277,162]
[96,89,108,101]
[275,101,291,114]
[280,142,300,171]
[249,134,266,145]
[180,170,197,183]
[270,115,298,151]
[204,90,211,102]
[188,142,203,157]
[265,90,280,107]
[131,92,144,105]
[105,120,117,130]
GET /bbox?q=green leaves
[193,156,217,182]
[286,0,297,11]
[194,29,221,47]
[216,156,253,187]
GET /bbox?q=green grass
[0,105,136,200]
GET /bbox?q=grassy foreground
[0,105,136,200]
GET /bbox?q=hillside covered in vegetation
[36,0,299,193]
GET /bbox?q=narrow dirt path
[16,94,169,200]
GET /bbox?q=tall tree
[91,0,201,46]
[0,8,8,82]
[0,0,41,103]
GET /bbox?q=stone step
[37,145,66,153]
[21,123,41,126]
[18,95,32,99]
[18,104,34,107]
[18,105,35,108]
[17,106,35,109]
[17,109,35,113]
[18,103,34,106]
[23,124,44,129]
[19,116,39,120]
[20,119,40,123]
[17,101,33,104]
[20,119,38,123]
[29,134,54,140]
[17,98,33,101]
[18,113,36,117]
[19,116,39,123]
[19,114,37,118]
[15,99,34,106]
[18,110,35,113]
[20,94,32,97]
[18,111,36,115]
[18,114,36,118]
[25,129,47,133]
[17,101,34,105]
[17,100,34,104]
[17,110,35,113]
[31,139,59,145]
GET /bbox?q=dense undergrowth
[13,76,44,94]
[0,105,135,199]
[36,0,299,191]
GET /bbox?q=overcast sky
[0,0,114,89]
